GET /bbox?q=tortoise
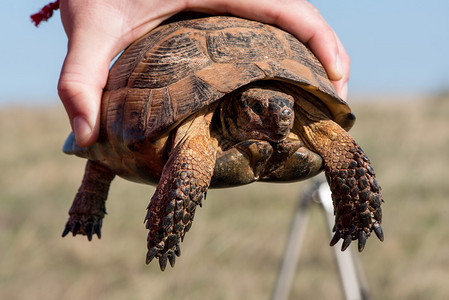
[62,14,384,271]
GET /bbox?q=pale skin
[58,0,350,147]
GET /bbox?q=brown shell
[100,15,353,147]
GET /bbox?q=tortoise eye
[252,102,264,114]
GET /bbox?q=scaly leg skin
[145,110,217,271]
[62,160,115,241]
[300,118,384,252]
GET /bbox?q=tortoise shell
[105,16,353,136]
[65,15,354,183]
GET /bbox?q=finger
[58,0,127,147]
[329,33,350,100]
[273,5,350,100]
[249,0,350,100]
[272,2,344,82]
[58,33,114,147]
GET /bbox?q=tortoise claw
[146,247,158,264]
[145,231,183,271]
[159,253,168,271]
[174,245,181,257]
[373,223,384,241]
[330,229,368,252]
[62,223,71,237]
[72,221,80,236]
[86,223,94,241]
[168,250,176,268]
[61,217,102,240]
[94,223,102,239]
[331,226,381,252]
[358,231,367,252]
[329,231,341,247]
[341,235,352,251]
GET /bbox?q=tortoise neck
[293,93,340,158]
[218,96,247,142]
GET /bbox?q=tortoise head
[220,83,295,143]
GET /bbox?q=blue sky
[1,0,448,106]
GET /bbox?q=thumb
[58,34,113,147]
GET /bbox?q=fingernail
[73,116,93,147]
[340,83,348,101]
[335,54,343,79]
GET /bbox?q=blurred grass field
[1,94,449,300]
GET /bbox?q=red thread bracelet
[30,0,60,27]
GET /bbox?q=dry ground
[1,94,448,299]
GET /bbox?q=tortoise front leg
[300,118,384,252]
[62,160,115,241]
[145,109,217,271]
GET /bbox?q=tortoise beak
[276,108,294,136]
[279,108,293,123]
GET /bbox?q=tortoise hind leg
[62,160,115,241]
[145,108,217,271]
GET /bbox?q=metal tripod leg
[318,181,370,300]
[271,180,318,300]
[272,177,369,300]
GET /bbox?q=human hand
[56,0,350,147]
